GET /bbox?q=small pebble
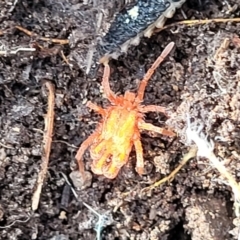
[69,170,92,190]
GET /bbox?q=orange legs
[138,121,175,137]
[139,105,166,114]
[75,132,99,177]
[134,138,144,176]
[75,42,176,179]
[102,64,117,104]
[136,42,175,101]
[92,150,129,179]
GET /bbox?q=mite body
[76,42,176,179]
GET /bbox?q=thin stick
[15,26,69,45]
[32,81,55,211]
[141,147,197,194]
[155,18,240,33]
[60,50,70,65]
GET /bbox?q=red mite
[76,42,176,179]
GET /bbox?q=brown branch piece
[15,25,69,45]
[120,147,197,199]
[32,81,55,211]
[155,18,240,33]
[0,26,69,44]
[141,147,198,194]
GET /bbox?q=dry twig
[155,18,240,33]
[15,26,69,45]
[0,26,69,45]
[32,81,55,211]
[141,147,198,194]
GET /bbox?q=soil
[0,0,240,239]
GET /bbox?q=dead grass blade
[32,81,55,211]
[141,147,198,194]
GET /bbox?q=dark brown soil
[0,0,240,239]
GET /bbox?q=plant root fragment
[15,25,69,45]
[155,18,240,33]
[32,81,55,211]
[141,147,198,194]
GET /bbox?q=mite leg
[138,121,176,137]
[136,42,175,101]
[139,105,166,114]
[86,101,106,116]
[134,138,144,176]
[102,63,118,104]
[75,132,99,176]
